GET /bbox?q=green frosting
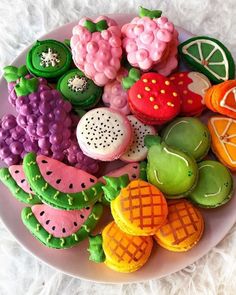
[23,152,104,210]
[162,117,211,162]
[57,69,102,109]
[3,65,29,82]
[0,167,41,205]
[145,135,198,198]
[122,68,141,90]
[88,234,106,263]
[21,203,103,249]
[188,160,234,208]
[83,19,108,33]
[139,6,162,19]
[178,36,235,84]
[26,39,72,80]
[102,174,129,202]
[139,161,147,181]
[14,77,39,97]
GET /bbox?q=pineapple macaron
[154,199,204,252]
[102,175,168,236]
[88,221,153,273]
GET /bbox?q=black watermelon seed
[74,222,78,226]
[52,226,56,230]
[15,170,19,174]
[62,228,66,233]
[56,179,61,184]
[46,171,52,176]
[81,183,86,189]
[46,220,50,225]
[21,179,25,183]
[80,214,84,219]
[90,178,95,183]
[69,183,73,189]
[41,160,48,164]
[132,174,137,178]
[86,207,90,210]
[40,211,45,216]
[30,188,33,192]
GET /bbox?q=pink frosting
[102,68,130,115]
[71,16,122,86]
[121,16,176,71]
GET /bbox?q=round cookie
[76,108,133,161]
[188,160,233,208]
[162,117,211,162]
[120,115,156,162]
[88,221,153,273]
[154,199,204,252]
[178,36,235,84]
[26,39,72,80]
[57,69,102,109]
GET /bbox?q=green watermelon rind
[0,167,41,205]
[21,203,103,249]
[178,36,235,84]
[23,152,104,210]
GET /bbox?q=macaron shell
[76,108,133,161]
[154,200,204,252]
[188,160,234,208]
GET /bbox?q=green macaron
[188,160,234,208]
[26,39,72,80]
[162,117,211,162]
[57,69,102,109]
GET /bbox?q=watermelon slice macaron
[23,153,103,210]
[122,69,181,125]
[21,203,103,249]
[76,107,133,161]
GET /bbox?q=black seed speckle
[81,183,86,189]
[80,214,84,219]
[40,211,45,216]
[90,178,95,183]
[21,179,25,183]
[52,226,55,230]
[74,222,78,226]
[46,171,52,176]
[69,183,73,189]
[46,220,50,225]
[86,207,90,210]
[41,160,48,164]
[15,170,19,174]
[62,228,66,233]
[56,179,61,184]
[132,174,137,179]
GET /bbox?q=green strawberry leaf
[139,6,162,19]
[122,68,141,90]
[84,19,108,33]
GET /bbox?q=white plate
[0,14,236,284]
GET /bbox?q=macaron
[162,117,211,162]
[88,221,153,273]
[57,69,102,109]
[154,199,204,252]
[208,116,236,171]
[188,160,233,208]
[102,176,168,236]
[26,39,72,80]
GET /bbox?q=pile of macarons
[0,6,235,274]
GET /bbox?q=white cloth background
[0,0,236,294]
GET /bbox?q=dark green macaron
[188,160,234,208]
[57,69,102,109]
[162,117,211,162]
[26,39,72,80]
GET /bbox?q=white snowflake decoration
[67,75,87,92]
[40,48,60,67]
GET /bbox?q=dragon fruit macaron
[121,7,178,72]
[71,16,122,86]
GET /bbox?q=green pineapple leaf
[102,174,129,202]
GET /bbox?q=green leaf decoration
[3,65,28,82]
[63,39,71,49]
[122,68,141,90]
[102,174,129,202]
[83,20,108,33]
[88,235,106,263]
[144,135,162,149]
[14,77,39,97]
[139,6,162,19]
[139,162,147,181]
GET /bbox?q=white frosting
[40,48,60,67]
[187,72,211,104]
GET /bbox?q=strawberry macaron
[122,69,181,125]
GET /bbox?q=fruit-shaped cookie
[102,175,168,236]
[22,203,103,249]
[169,71,211,116]
[145,135,198,198]
[208,116,236,171]
[26,39,72,80]
[71,16,122,86]
[88,221,153,273]
[0,165,41,205]
[122,69,181,125]
[162,117,211,162]
[154,200,204,252]
[57,69,102,109]
[23,153,103,210]
[76,108,133,161]
[188,160,233,208]
[178,36,235,84]
[205,80,236,119]
[122,7,177,71]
